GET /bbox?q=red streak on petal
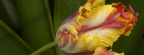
[78,21,126,36]
[60,30,70,47]
[103,20,127,29]
[88,0,95,5]
[128,5,135,15]
[78,13,123,36]
[78,25,92,36]
[62,12,79,25]
[121,12,130,19]
[80,25,89,31]
[130,16,137,25]
[113,3,124,13]
[78,11,120,35]
[102,12,120,26]
[113,2,130,19]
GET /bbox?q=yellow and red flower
[55,0,138,55]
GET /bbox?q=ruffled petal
[55,0,138,55]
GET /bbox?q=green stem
[44,0,62,55]
[30,41,57,55]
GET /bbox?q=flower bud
[55,0,138,55]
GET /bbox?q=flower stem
[30,41,56,55]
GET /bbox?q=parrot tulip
[55,0,138,55]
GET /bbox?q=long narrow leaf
[15,0,56,55]
[0,0,19,30]
[0,20,33,55]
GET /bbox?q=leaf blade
[0,20,33,55]
[15,0,56,55]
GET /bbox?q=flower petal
[77,5,116,31]
[93,47,124,55]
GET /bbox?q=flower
[55,0,138,55]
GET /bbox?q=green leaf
[0,0,19,30]
[0,20,33,55]
[15,0,56,55]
